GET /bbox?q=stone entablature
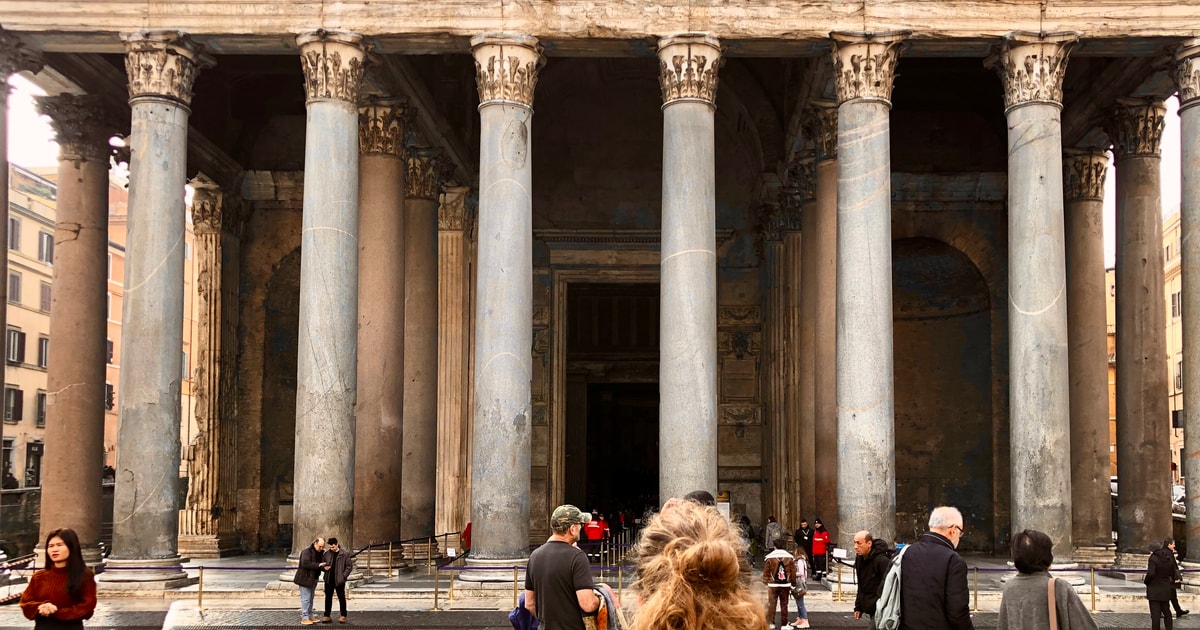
[121,30,211,106]
[990,31,1077,111]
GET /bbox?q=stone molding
[657,33,722,107]
[359,98,409,158]
[1173,39,1200,111]
[806,101,838,162]
[121,31,212,106]
[989,31,1077,112]
[189,173,229,234]
[470,34,544,109]
[719,330,760,359]
[1106,97,1166,160]
[35,94,120,163]
[785,154,817,203]
[830,31,909,106]
[758,204,783,243]
[438,185,471,231]
[407,148,452,200]
[297,30,366,105]
[1062,148,1109,202]
[718,404,761,426]
[718,306,760,326]
[0,29,43,83]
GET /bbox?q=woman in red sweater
[20,528,96,628]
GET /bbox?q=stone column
[178,174,242,558]
[1062,148,1116,565]
[103,31,210,585]
[1174,40,1200,564]
[1107,96,1171,563]
[760,205,786,522]
[401,147,448,560]
[992,31,1077,561]
[35,94,114,567]
[352,98,408,564]
[809,101,840,534]
[657,33,722,501]
[435,186,473,553]
[466,34,542,572]
[831,32,906,546]
[291,30,365,554]
[793,156,818,521]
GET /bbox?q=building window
[107,253,112,280]
[182,350,189,380]
[4,387,23,422]
[7,217,19,251]
[24,442,41,487]
[104,383,114,411]
[37,231,53,265]
[35,391,45,428]
[36,337,48,369]
[39,282,50,313]
[7,272,19,304]
[106,293,111,320]
[6,329,25,364]
[106,339,114,364]
[1167,244,1173,261]
[2,438,12,477]
[1177,360,1184,392]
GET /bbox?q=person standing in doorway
[811,519,830,579]
[321,537,353,623]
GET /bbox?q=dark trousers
[1151,600,1174,630]
[1171,583,1186,615]
[324,582,347,617]
[813,553,827,575]
[765,587,789,628]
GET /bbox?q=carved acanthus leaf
[1106,97,1166,159]
[658,35,723,106]
[758,204,783,243]
[35,94,121,163]
[990,32,1077,110]
[471,36,543,108]
[439,186,471,231]
[831,32,908,106]
[122,31,211,105]
[0,29,43,80]
[1173,41,1200,109]
[1062,149,1109,202]
[297,31,365,105]
[805,102,838,162]
[407,149,453,200]
[359,100,408,158]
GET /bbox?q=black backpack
[774,558,789,583]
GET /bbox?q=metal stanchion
[972,567,979,612]
[427,537,434,570]
[1090,567,1097,613]
[433,562,440,611]
[513,567,519,609]
[197,566,204,611]
[388,542,394,578]
[618,564,623,607]
[448,564,455,602]
[836,561,843,602]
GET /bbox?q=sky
[4,75,1186,269]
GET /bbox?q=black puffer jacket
[1146,547,1178,602]
[855,538,893,616]
[292,544,324,589]
[898,532,974,630]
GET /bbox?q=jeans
[792,593,808,620]
[324,582,347,617]
[299,585,316,620]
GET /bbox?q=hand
[37,602,57,616]
[855,611,862,620]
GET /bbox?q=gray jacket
[997,573,1098,630]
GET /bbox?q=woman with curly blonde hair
[629,500,768,630]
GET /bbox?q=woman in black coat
[1147,541,1178,630]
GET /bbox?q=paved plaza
[0,554,1192,628]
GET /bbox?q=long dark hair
[45,528,87,600]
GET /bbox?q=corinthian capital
[657,34,722,107]
[121,31,212,106]
[439,186,472,231]
[0,30,43,83]
[805,100,838,162]
[831,31,909,106]
[471,35,543,109]
[1062,148,1109,202]
[1106,97,1166,160]
[988,32,1077,112]
[297,31,366,105]
[35,94,121,163]
[359,98,409,158]
[407,148,453,201]
[1173,40,1200,111]
[189,173,226,233]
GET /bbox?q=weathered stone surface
[1175,40,1200,563]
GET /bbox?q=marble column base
[456,557,526,583]
[178,534,241,559]
[1072,545,1117,567]
[96,557,190,589]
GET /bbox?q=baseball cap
[551,504,592,531]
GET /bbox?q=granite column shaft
[104,31,208,583]
[810,103,839,534]
[994,33,1077,561]
[1109,97,1171,559]
[797,159,819,521]
[292,31,365,553]
[37,94,112,567]
[467,35,541,565]
[657,34,722,501]
[760,208,785,523]
[832,33,905,546]
[1063,148,1115,563]
[1175,41,1200,563]
[352,100,407,556]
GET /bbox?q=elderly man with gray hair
[898,506,974,630]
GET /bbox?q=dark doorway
[564,283,660,517]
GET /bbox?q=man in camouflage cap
[523,504,598,630]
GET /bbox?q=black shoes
[1177,610,1189,618]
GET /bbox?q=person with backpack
[762,538,796,629]
[853,530,892,624]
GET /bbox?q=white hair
[928,506,963,530]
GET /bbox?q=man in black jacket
[321,537,354,623]
[899,506,974,630]
[794,518,814,576]
[853,530,892,623]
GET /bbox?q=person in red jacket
[812,518,831,579]
[20,528,97,628]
